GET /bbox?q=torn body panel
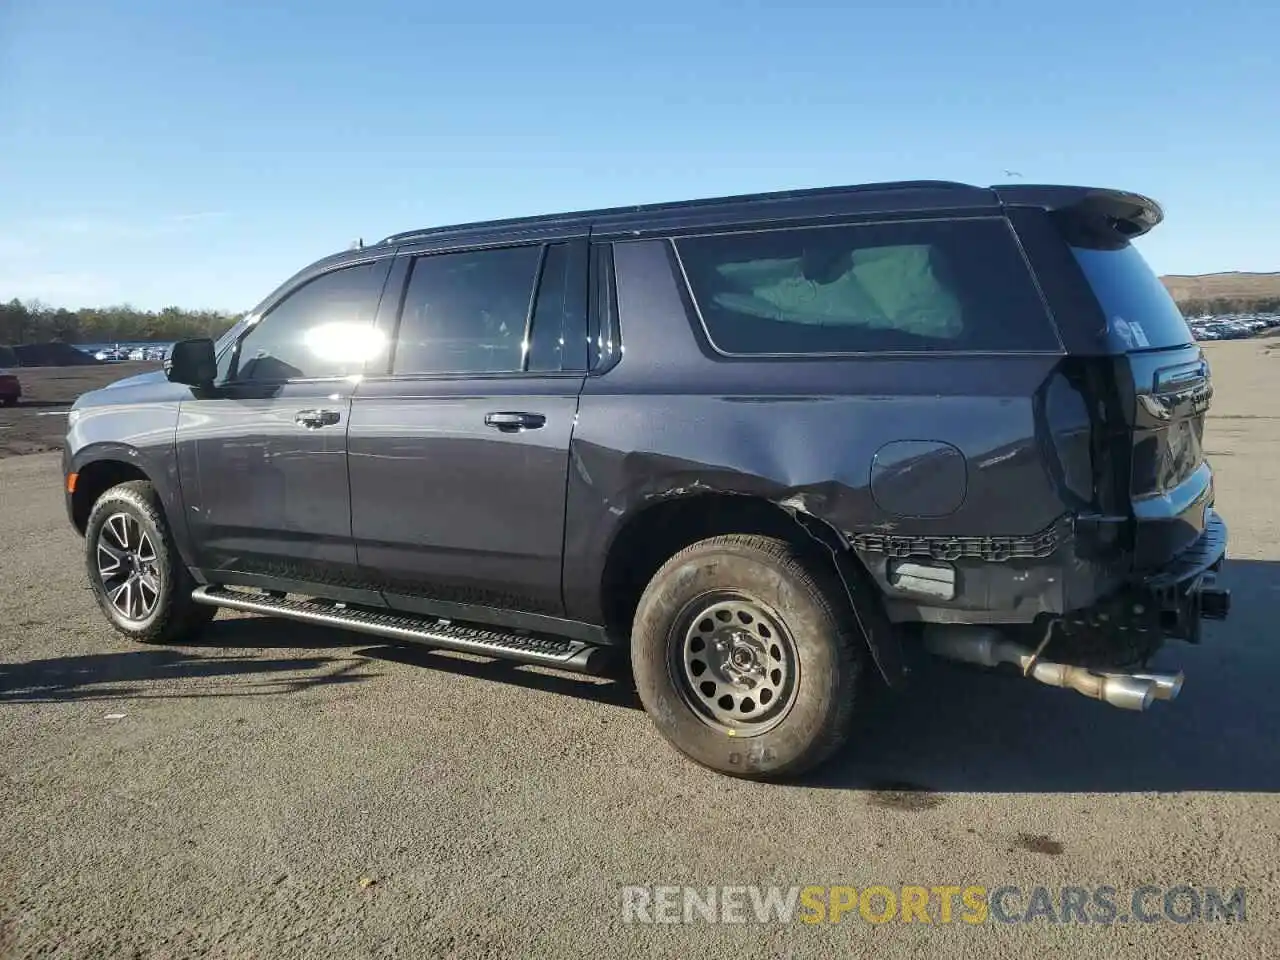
[562,240,1079,635]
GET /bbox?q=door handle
[295,408,342,429]
[484,411,546,432]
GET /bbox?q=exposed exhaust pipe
[922,627,1183,712]
[1127,672,1183,701]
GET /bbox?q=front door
[347,239,588,616]
[177,257,392,588]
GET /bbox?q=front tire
[85,480,215,643]
[630,534,864,780]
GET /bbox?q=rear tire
[630,534,864,780]
[85,480,216,644]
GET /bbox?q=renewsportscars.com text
[620,884,1248,926]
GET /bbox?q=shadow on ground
[359,642,642,710]
[197,615,641,709]
[0,616,372,703]
[6,560,1274,793]
[810,558,1280,794]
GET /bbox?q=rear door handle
[295,409,342,428]
[484,411,546,432]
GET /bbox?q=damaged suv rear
[65,179,1230,780]
[603,181,1230,775]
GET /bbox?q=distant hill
[1160,272,1280,315]
[1161,272,1280,303]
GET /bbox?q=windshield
[1072,244,1193,352]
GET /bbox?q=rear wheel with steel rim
[632,534,865,780]
[85,480,215,643]
[673,595,801,735]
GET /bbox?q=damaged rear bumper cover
[1139,509,1231,639]
[921,512,1231,711]
[864,509,1230,629]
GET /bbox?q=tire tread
[634,533,865,779]
[85,480,215,644]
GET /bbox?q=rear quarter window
[1070,244,1193,351]
[674,218,1058,355]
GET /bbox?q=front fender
[65,394,190,564]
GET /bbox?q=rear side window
[674,218,1058,354]
[526,242,588,373]
[395,246,539,375]
[394,242,586,376]
[1071,244,1192,351]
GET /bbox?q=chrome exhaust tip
[1028,662,1157,711]
[922,626,1180,712]
[1097,674,1157,711]
[1130,671,1183,701]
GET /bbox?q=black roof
[253,179,1162,318]
[377,179,1162,247]
[379,180,993,245]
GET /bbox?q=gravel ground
[1,341,1278,959]
[0,363,160,458]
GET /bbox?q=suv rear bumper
[914,512,1230,692]
[874,509,1229,636]
[1133,509,1230,642]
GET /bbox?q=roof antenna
[349,237,364,250]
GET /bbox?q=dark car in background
[0,346,21,405]
[61,180,1231,779]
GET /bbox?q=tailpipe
[1128,671,1184,701]
[922,627,1180,712]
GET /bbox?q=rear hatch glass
[1070,241,1209,566]
[1070,244,1193,352]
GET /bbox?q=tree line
[4,290,1279,348]
[0,298,241,346]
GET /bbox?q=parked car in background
[1189,312,1280,341]
[0,343,20,405]
[0,368,20,406]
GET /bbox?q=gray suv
[64,180,1230,779]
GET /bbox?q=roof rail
[378,179,983,246]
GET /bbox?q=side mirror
[164,338,218,387]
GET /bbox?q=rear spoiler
[993,185,1164,247]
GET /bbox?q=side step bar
[192,586,611,674]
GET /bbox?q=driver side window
[232,261,389,382]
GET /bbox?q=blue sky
[1,0,1277,312]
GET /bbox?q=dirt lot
[0,340,1277,958]
[0,362,160,458]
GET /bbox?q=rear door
[347,238,589,616]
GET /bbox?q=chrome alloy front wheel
[95,513,162,621]
[671,595,800,734]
